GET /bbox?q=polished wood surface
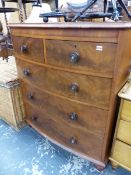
[22,82,107,137]
[26,102,103,161]
[121,100,131,122]
[111,140,131,171]
[8,22,131,29]
[9,23,131,167]
[101,28,131,162]
[12,36,44,63]
[16,59,112,109]
[110,84,131,171]
[15,55,113,78]
[10,27,118,43]
[114,29,131,93]
[117,120,131,145]
[46,40,117,75]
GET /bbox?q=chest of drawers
[9,22,131,168]
[110,81,131,171]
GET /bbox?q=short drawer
[117,120,131,145]
[121,100,131,122]
[16,59,112,109]
[12,36,44,63]
[46,40,117,75]
[22,83,107,137]
[25,102,103,161]
[111,140,131,170]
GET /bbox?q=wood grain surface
[9,23,131,167]
[117,120,131,145]
[25,101,103,161]
[46,40,117,75]
[16,59,112,109]
[12,36,44,63]
[22,82,108,137]
[111,140,131,171]
[121,100,131,122]
[10,27,118,43]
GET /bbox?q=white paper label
[96,46,103,51]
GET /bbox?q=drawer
[16,59,112,109]
[46,40,117,75]
[121,100,131,122]
[111,140,131,170]
[22,82,107,137]
[25,102,103,161]
[12,36,44,63]
[117,120,131,145]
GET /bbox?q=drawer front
[25,102,103,161]
[12,36,44,63]
[121,100,131,122]
[16,59,112,109]
[112,140,131,169]
[46,40,117,75]
[22,82,107,137]
[117,120,131,145]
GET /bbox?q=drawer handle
[69,112,78,121]
[69,137,77,144]
[20,45,28,53]
[23,68,30,76]
[27,93,34,100]
[31,116,38,121]
[70,83,79,93]
[69,52,80,63]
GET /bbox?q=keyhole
[74,44,77,48]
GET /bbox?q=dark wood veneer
[16,59,112,110]
[46,40,117,75]
[22,82,107,137]
[26,102,103,161]
[12,36,45,63]
[9,23,131,167]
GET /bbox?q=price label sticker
[96,46,103,51]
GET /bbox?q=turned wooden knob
[27,93,34,100]
[23,68,30,76]
[70,83,79,93]
[69,112,78,121]
[20,45,28,53]
[31,116,38,121]
[69,52,80,63]
[69,137,77,144]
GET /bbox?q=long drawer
[12,36,45,63]
[25,100,103,161]
[22,82,108,137]
[46,40,117,75]
[117,120,131,145]
[111,140,131,170]
[121,100,131,122]
[16,59,112,109]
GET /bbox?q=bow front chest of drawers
[9,23,131,168]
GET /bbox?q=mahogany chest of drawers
[9,22,131,168]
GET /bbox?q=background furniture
[0,57,25,130]
[110,78,131,171]
[9,22,131,168]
